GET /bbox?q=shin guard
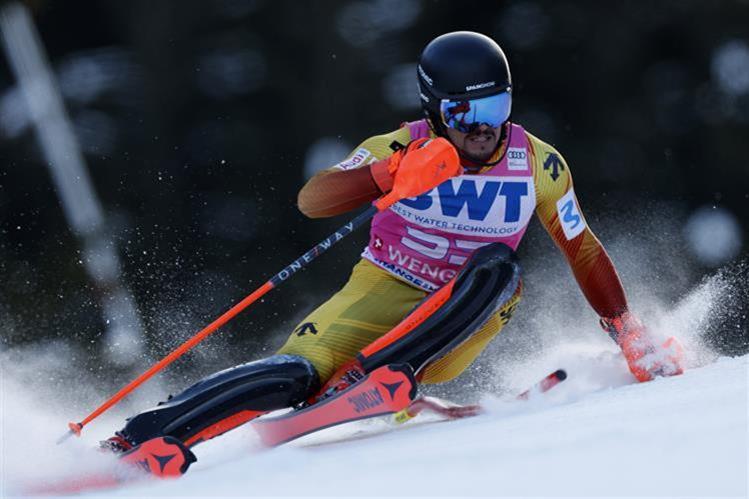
[358,242,520,376]
[119,354,319,447]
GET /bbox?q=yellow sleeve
[330,126,415,171]
[297,125,415,218]
[528,132,628,318]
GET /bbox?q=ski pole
[59,204,379,443]
[59,136,462,442]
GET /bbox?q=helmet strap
[424,110,445,138]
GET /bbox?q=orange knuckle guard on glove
[374,137,462,211]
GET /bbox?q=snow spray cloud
[426,201,747,401]
[0,341,107,493]
[0,246,328,493]
[0,339,178,494]
[1,201,744,491]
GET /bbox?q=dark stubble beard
[461,129,498,163]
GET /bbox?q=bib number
[401,227,490,266]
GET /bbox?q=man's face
[445,124,501,163]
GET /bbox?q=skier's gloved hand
[373,137,462,211]
[600,311,684,382]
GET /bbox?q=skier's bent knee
[360,242,521,377]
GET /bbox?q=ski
[394,369,567,423]
[253,367,567,448]
[393,396,482,423]
[516,368,568,400]
[252,363,417,447]
[20,368,565,494]
[20,436,195,495]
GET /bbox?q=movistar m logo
[559,199,581,229]
[555,188,586,240]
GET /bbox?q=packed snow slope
[2,249,746,498]
[61,355,748,498]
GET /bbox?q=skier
[103,31,683,463]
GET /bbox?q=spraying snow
[1,209,746,496]
[2,272,746,497]
[8,355,742,498]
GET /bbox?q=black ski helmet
[417,31,512,137]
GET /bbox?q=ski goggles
[439,91,512,133]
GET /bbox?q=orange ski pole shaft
[59,205,378,442]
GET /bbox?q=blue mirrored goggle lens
[440,92,512,133]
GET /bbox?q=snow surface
[2,240,746,498]
[113,356,749,498]
[4,355,746,498]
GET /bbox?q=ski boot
[100,434,196,478]
[99,433,134,454]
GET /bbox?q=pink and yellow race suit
[298,118,627,325]
[281,118,629,382]
[363,122,538,291]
